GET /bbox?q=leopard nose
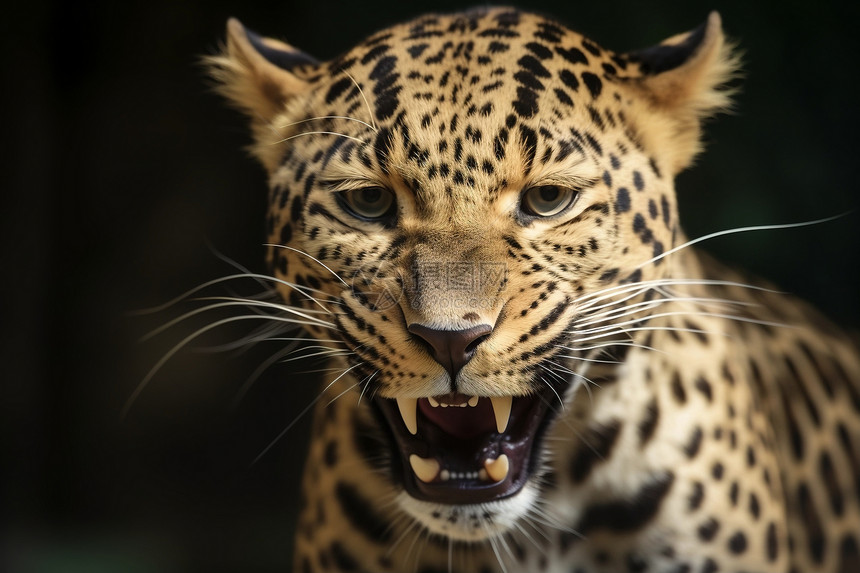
[408,323,493,381]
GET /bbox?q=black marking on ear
[628,19,708,75]
[244,27,319,70]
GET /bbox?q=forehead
[319,8,629,124]
[303,10,630,195]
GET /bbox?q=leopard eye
[520,185,578,218]
[338,187,396,221]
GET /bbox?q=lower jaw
[395,484,541,541]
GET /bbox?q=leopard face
[208,7,735,540]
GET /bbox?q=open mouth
[375,380,566,505]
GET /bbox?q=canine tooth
[467,395,479,407]
[396,397,418,434]
[428,396,440,408]
[484,454,510,482]
[490,396,513,433]
[409,455,440,483]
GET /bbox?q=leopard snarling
[204,7,860,572]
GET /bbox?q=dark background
[3,1,858,571]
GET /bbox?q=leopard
[204,6,860,572]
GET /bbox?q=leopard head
[208,7,737,540]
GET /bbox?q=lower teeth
[413,457,509,483]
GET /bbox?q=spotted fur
[207,8,860,572]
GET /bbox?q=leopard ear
[626,12,740,175]
[207,19,319,168]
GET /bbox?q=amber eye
[339,187,396,221]
[520,185,578,217]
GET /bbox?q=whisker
[574,277,784,312]
[191,295,333,316]
[277,346,353,362]
[357,370,378,406]
[140,299,335,343]
[556,340,663,355]
[386,514,422,559]
[251,363,365,465]
[550,349,622,365]
[534,368,565,410]
[265,244,350,287]
[324,379,364,408]
[575,295,755,328]
[634,214,849,269]
[511,520,541,551]
[276,114,376,132]
[525,500,583,537]
[573,325,722,344]
[487,535,509,573]
[273,130,366,145]
[205,241,273,292]
[573,310,792,337]
[125,313,331,418]
[231,342,302,407]
[344,71,378,132]
[129,272,327,315]
[498,532,517,562]
[200,334,343,354]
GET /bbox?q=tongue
[418,398,496,439]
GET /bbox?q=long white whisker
[576,283,659,314]
[276,114,376,132]
[273,130,366,145]
[125,314,333,418]
[575,299,665,326]
[231,342,302,407]
[487,535,509,573]
[573,310,792,336]
[550,350,622,365]
[386,516,422,558]
[189,295,332,316]
[129,272,326,315]
[140,299,335,342]
[535,367,566,409]
[576,295,756,328]
[357,371,378,406]
[265,244,350,287]
[556,340,663,354]
[205,241,273,292]
[278,347,354,362]
[574,277,784,311]
[251,363,365,465]
[634,214,848,269]
[511,520,542,551]
[345,71,378,132]
[201,334,343,354]
[574,325,720,343]
[324,380,363,408]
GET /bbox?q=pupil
[540,186,560,202]
[362,188,382,203]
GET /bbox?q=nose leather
[408,323,493,382]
